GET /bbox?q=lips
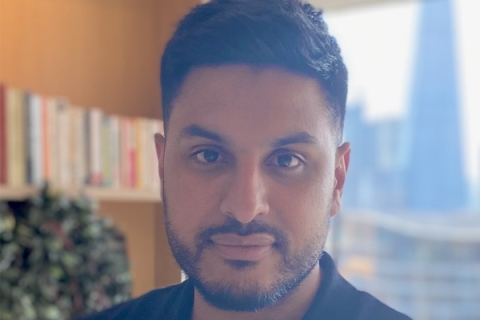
[210,234,275,261]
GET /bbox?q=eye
[270,153,303,169]
[194,149,223,163]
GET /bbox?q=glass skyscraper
[404,0,467,212]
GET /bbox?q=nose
[219,162,270,224]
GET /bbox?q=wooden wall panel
[97,203,182,297]
[97,202,159,297]
[0,0,199,297]
[0,0,198,118]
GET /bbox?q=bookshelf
[0,0,199,297]
[0,186,161,202]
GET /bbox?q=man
[82,0,411,319]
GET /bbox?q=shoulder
[308,277,412,320]
[76,280,193,320]
[344,289,412,320]
[304,252,412,320]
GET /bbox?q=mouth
[210,234,275,261]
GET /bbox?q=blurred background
[0,0,478,319]
[322,0,480,319]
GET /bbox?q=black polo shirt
[79,252,412,319]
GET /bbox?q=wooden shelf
[0,185,161,203]
[0,185,38,200]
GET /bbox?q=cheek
[272,170,333,246]
[277,195,330,245]
[163,158,224,238]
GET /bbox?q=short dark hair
[161,0,348,137]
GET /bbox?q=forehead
[168,65,336,147]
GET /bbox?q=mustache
[196,218,289,248]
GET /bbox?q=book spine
[48,98,59,187]
[89,108,103,186]
[83,110,91,185]
[7,88,26,186]
[136,118,145,189]
[146,119,156,191]
[69,107,78,188]
[41,96,50,183]
[110,116,121,189]
[31,94,43,185]
[153,120,163,192]
[5,88,15,185]
[146,120,153,190]
[24,92,33,184]
[78,108,87,188]
[101,115,112,187]
[18,90,26,185]
[57,99,70,188]
[144,119,152,191]
[119,117,129,188]
[127,118,136,188]
[71,107,86,189]
[0,84,6,184]
[150,120,157,191]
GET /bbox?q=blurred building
[344,105,406,211]
[343,0,469,213]
[326,211,480,320]
[336,0,479,319]
[404,0,467,212]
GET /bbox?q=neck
[192,264,321,320]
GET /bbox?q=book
[88,108,103,186]
[83,109,91,186]
[119,117,129,188]
[24,92,33,183]
[70,107,87,189]
[47,98,59,187]
[110,116,121,189]
[25,93,43,185]
[0,84,6,184]
[41,96,51,184]
[146,119,158,191]
[127,118,137,189]
[6,88,26,186]
[1,84,162,194]
[152,120,163,192]
[135,118,146,189]
[5,87,15,185]
[57,99,71,188]
[143,119,153,191]
[101,115,112,187]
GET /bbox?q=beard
[162,191,331,312]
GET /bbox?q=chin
[192,256,317,312]
[192,275,281,312]
[200,251,279,284]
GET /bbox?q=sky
[324,0,480,186]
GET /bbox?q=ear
[331,142,350,218]
[154,133,166,182]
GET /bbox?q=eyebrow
[179,124,318,148]
[179,124,229,145]
[272,132,318,148]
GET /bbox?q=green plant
[0,186,132,320]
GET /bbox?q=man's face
[156,65,349,311]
